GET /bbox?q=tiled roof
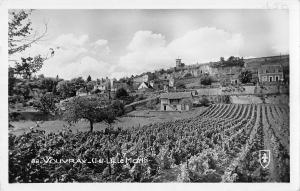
[160,92,192,99]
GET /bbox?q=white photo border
[0,0,299,191]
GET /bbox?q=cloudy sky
[10,9,289,80]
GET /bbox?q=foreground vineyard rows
[9,104,289,182]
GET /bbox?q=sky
[9,9,289,80]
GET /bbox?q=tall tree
[86,75,92,82]
[8,10,56,80]
[8,10,47,55]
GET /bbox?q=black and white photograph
[1,0,300,190]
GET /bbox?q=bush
[115,88,129,99]
[238,70,252,84]
[223,95,231,104]
[200,75,212,85]
[199,97,210,107]
[111,100,125,117]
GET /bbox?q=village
[75,54,289,112]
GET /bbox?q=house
[160,92,193,111]
[138,82,153,92]
[94,77,111,92]
[258,63,284,83]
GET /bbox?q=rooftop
[160,92,192,99]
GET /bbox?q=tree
[14,56,44,79]
[115,88,128,99]
[13,81,31,100]
[200,75,212,85]
[56,80,76,99]
[40,77,58,92]
[63,96,119,132]
[86,75,92,82]
[212,56,244,68]
[33,92,58,114]
[9,10,56,83]
[8,10,48,55]
[70,77,86,91]
[239,70,252,84]
[86,81,95,93]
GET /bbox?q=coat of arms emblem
[259,150,271,168]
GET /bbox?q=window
[269,76,273,82]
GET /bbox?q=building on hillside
[217,66,243,85]
[94,77,111,92]
[176,58,185,68]
[160,92,193,111]
[138,82,153,92]
[258,63,284,83]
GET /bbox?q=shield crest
[259,150,271,168]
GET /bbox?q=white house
[138,82,153,91]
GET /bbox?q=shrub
[115,88,129,99]
[223,95,231,104]
[200,75,212,85]
[239,70,252,84]
[199,97,210,107]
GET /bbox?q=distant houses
[74,55,288,99]
[160,92,193,111]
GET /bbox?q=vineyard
[9,104,289,183]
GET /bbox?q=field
[9,104,289,182]
[9,107,206,136]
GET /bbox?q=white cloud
[59,56,110,80]
[93,39,108,47]
[168,27,244,63]
[91,39,111,55]
[8,33,115,80]
[127,31,166,51]
[54,34,89,48]
[112,27,244,78]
